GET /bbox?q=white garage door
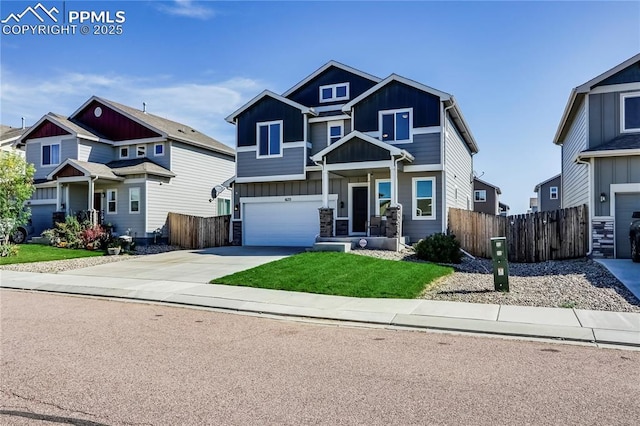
[243,197,336,247]
[615,193,640,258]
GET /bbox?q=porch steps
[310,242,352,253]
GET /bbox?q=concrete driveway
[61,246,303,283]
[596,259,640,301]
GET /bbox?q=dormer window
[621,92,640,133]
[319,83,349,103]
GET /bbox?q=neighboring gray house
[553,53,640,258]
[223,61,479,248]
[473,178,501,215]
[533,174,561,212]
[1,124,29,156]
[19,96,235,241]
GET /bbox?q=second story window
[137,145,146,158]
[257,121,282,157]
[550,186,558,200]
[621,92,640,132]
[474,190,487,202]
[42,143,60,166]
[154,143,165,156]
[327,121,343,145]
[319,83,350,103]
[380,108,412,143]
[119,147,129,159]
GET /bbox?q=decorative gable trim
[225,90,317,124]
[20,114,97,143]
[310,131,414,163]
[342,74,452,112]
[70,96,168,139]
[282,60,381,97]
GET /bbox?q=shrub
[415,233,462,264]
[0,243,19,257]
[80,225,107,250]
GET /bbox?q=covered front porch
[310,131,414,249]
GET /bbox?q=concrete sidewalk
[2,269,638,348]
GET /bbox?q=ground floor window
[217,198,231,215]
[412,177,436,220]
[129,187,140,213]
[107,189,117,213]
[375,179,391,215]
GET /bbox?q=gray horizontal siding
[561,98,589,208]
[444,117,473,213]
[398,171,443,243]
[594,155,640,216]
[78,140,113,163]
[27,138,77,180]
[404,133,441,165]
[539,176,562,212]
[96,182,146,237]
[237,147,304,178]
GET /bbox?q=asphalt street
[1,290,639,425]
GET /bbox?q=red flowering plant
[80,224,107,250]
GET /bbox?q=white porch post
[87,177,94,211]
[390,156,398,207]
[56,181,61,211]
[321,159,329,208]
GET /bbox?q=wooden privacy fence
[448,205,588,263]
[167,212,230,249]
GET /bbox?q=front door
[351,186,368,234]
[93,193,103,225]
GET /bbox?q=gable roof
[225,90,317,124]
[474,177,501,194]
[20,113,101,143]
[282,60,381,97]
[310,131,414,163]
[47,159,123,181]
[72,96,234,156]
[1,125,30,145]
[553,53,640,144]
[533,173,561,192]
[46,158,175,180]
[342,74,479,154]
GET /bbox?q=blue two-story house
[224,61,479,248]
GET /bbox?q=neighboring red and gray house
[18,96,235,242]
[533,174,561,212]
[1,124,29,155]
[553,53,640,259]
[223,61,479,248]
[473,177,502,215]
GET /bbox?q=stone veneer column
[591,218,614,258]
[232,221,242,246]
[319,208,334,238]
[385,206,401,238]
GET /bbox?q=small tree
[0,152,35,255]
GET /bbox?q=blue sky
[1,0,639,213]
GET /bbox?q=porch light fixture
[600,192,607,203]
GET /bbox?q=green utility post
[490,237,509,292]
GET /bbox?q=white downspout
[321,158,329,208]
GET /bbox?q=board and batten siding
[77,140,114,164]
[146,141,234,235]
[444,116,473,212]
[236,147,304,178]
[593,155,640,216]
[561,98,589,209]
[26,137,77,180]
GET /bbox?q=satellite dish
[211,185,226,199]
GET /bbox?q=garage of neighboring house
[615,192,640,258]
[242,195,337,247]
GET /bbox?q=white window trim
[119,147,129,159]
[620,91,640,133]
[256,120,284,159]
[412,177,436,221]
[106,189,118,215]
[379,108,413,144]
[129,187,141,214]
[136,145,146,158]
[550,186,559,200]
[41,142,61,167]
[474,190,487,202]
[327,120,344,146]
[154,143,165,156]
[375,179,391,216]
[319,82,350,103]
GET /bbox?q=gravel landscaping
[352,248,640,313]
[0,244,179,274]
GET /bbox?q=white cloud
[157,0,215,20]
[0,67,263,147]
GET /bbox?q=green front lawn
[0,244,105,265]
[211,252,453,299]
